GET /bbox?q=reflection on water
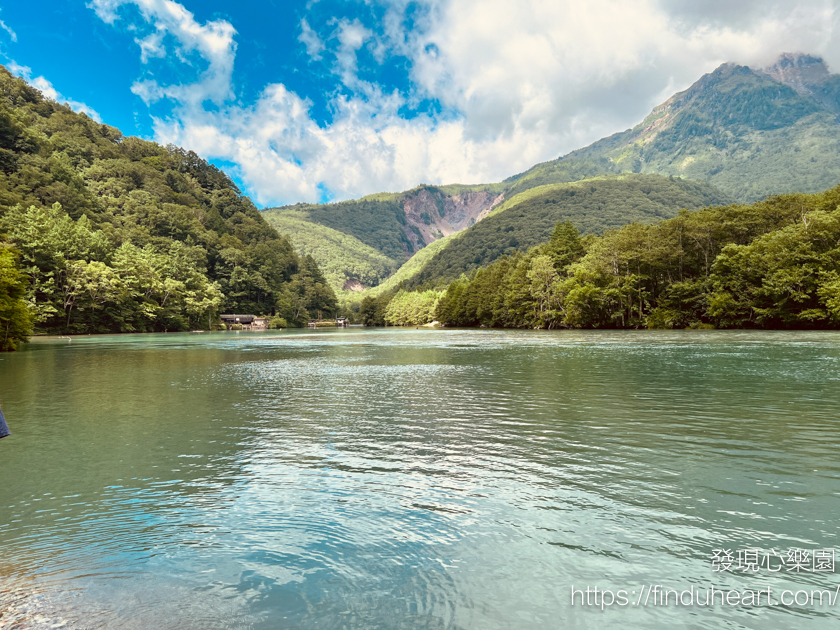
[1,328,839,628]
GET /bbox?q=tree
[360,293,394,326]
[384,289,443,325]
[63,260,121,331]
[0,67,333,336]
[0,245,34,351]
[547,220,585,271]
[281,254,338,324]
[526,255,564,328]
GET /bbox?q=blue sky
[2,1,840,207]
[1,1,414,131]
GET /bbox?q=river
[0,328,838,629]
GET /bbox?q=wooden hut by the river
[221,314,256,330]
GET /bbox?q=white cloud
[410,0,840,148]
[0,8,17,57]
[135,26,166,63]
[0,19,16,43]
[90,0,840,206]
[299,18,324,60]
[89,0,237,106]
[333,18,373,88]
[8,62,102,122]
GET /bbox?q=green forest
[263,197,414,262]
[0,67,336,350]
[8,55,840,346]
[362,184,840,330]
[263,213,400,291]
[403,174,731,289]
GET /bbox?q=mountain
[759,52,840,111]
[262,183,505,291]
[516,54,840,202]
[0,65,336,338]
[264,52,840,296]
[402,174,731,289]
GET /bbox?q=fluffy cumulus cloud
[90,0,840,205]
[89,0,236,107]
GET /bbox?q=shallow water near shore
[1,328,839,629]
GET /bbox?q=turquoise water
[1,328,839,629]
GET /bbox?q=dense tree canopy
[384,290,443,326]
[0,65,335,346]
[0,245,33,351]
[264,214,400,291]
[429,184,840,330]
[265,198,413,263]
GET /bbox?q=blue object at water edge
[0,406,9,439]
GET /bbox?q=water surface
[1,328,839,628]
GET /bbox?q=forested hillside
[267,198,413,263]
[263,184,504,291]
[264,53,840,299]
[403,174,731,289]
[0,66,335,349]
[427,184,840,330]
[265,213,399,290]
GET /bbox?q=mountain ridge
[263,52,840,295]
[523,54,840,200]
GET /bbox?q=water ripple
[2,329,840,628]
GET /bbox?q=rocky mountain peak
[758,52,831,94]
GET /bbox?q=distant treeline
[0,67,335,350]
[360,184,840,330]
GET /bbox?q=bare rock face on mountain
[757,52,840,114]
[402,189,504,250]
[759,53,831,94]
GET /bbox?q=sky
[2,1,840,207]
